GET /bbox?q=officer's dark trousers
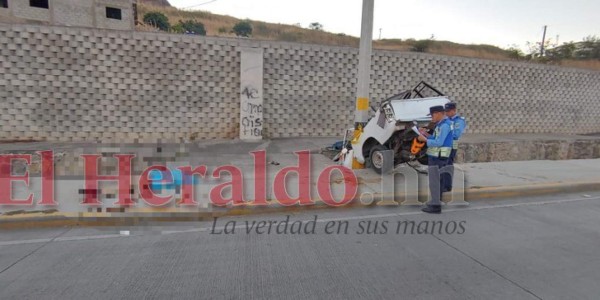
[444,149,457,192]
[428,156,450,206]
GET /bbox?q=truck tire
[369,145,389,174]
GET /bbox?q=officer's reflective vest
[426,118,454,158]
[449,115,465,150]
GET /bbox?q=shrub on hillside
[309,22,323,31]
[233,21,253,37]
[179,20,206,35]
[546,42,576,60]
[506,47,525,60]
[171,23,184,33]
[411,39,432,52]
[143,12,170,31]
[576,36,600,59]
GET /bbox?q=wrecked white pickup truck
[353,82,451,173]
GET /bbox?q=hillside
[138,0,172,7]
[136,3,600,70]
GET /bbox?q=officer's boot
[422,205,442,214]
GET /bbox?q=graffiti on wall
[241,86,263,137]
[240,48,264,140]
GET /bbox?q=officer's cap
[445,102,457,111]
[428,105,445,116]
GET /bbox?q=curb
[2,180,599,229]
[464,181,600,200]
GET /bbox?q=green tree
[233,21,253,37]
[577,35,600,59]
[546,42,576,60]
[143,12,170,31]
[179,20,206,35]
[506,45,524,60]
[411,39,432,52]
[309,22,323,31]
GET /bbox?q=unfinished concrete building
[0,0,136,30]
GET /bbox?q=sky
[169,0,600,50]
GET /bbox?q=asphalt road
[1,192,600,299]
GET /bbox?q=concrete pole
[355,0,374,125]
[351,0,374,169]
[540,25,547,57]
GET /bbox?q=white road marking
[54,234,128,242]
[1,195,599,245]
[0,238,53,246]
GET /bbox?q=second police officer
[444,102,467,192]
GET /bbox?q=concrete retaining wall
[456,134,600,163]
[1,23,599,142]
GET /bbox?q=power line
[183,0,219,9]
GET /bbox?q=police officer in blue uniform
[418,105,454,214]
[444,102,467,192]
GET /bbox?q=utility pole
[379,28,382,40]
[351,0,374,169]
[540,25,547,57]
[355,0,374,126]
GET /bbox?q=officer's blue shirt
[449,114,467,140]
[427,118,452,147]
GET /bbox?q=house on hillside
[0,0,137,30]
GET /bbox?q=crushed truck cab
[353,82,451,174]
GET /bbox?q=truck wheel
[369,145,389,174]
